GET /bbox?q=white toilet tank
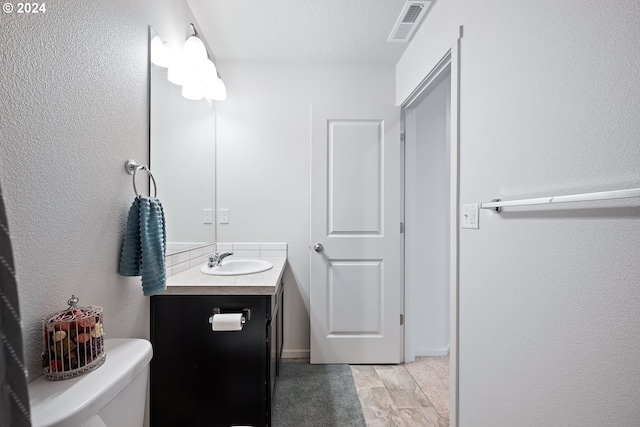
[29,338,153,427]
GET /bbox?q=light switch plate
[461,203,479,229]
[219,209,229,224]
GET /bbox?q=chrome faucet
[208,251,234,268]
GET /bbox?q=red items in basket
[41,295,106,380]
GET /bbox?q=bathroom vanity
[150,257,286,427]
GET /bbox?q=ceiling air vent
[387,1,432,43]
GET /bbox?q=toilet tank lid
[29,338,153,427]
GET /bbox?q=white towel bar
[480,187,640,213]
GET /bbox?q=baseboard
[282,349,310,359]
[415,346,450,357]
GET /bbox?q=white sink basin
[200,259,273,276]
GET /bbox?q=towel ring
[125,159,157,198]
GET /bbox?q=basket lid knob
[67,295,79,308]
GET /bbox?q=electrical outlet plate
[461,203,479,229]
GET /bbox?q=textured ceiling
[186,0,411,64]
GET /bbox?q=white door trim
[400,27,463,427]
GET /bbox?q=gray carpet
[273,362,366,427]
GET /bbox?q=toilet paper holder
[209,307,251,331]
[212,307,251,320]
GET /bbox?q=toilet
[28,338,153,427]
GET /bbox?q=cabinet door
[151,295,268,427]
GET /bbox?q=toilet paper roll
[211,313,244,331]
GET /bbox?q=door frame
[400,30,462,427]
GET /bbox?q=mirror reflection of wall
[149,28,216,254]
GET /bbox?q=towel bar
[480,187,640,213]
[124,159,157,198]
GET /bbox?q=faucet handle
[207,252,233,268]
[207,252,219,268]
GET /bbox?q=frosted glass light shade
[204,76,226,101]
[165,30,226,101]
[181,66,204,100]
[201,59,217,81]
[182,36,207,68]
[150,36,171,68]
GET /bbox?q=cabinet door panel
[151,295,268,427]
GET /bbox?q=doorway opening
[401,46,459,426]
[404,65,451,361]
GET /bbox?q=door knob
[313,243,324,252]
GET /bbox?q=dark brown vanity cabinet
[150,284,283,427]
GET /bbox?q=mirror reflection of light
[167,50,185,86]
[182,76,204,101]
[204,76,226,101]
[201,60,226,101]
[150,36,171,68]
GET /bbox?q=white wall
[150,65,216,244]
[214,61,396,357]
[398,1,640,425]
[0,0,199,380]
[405,73,451,359]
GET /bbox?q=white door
[310,104,402,364]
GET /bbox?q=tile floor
[351,358,449,427]
[404,356,449,425]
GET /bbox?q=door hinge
[400,314,404,326]
[400,131,405,142]
[400,222,404,233]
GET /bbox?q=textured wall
[398,1,640,425]
[214,62,396,357]
[0,0,198,380]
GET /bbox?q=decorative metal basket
[41,295,105,381]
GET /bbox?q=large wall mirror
[149,27,216,254]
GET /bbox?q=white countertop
[162,257,287,296]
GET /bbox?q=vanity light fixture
[182,33,207,68]
[166,23,226,102]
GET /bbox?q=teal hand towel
[119,198,142,276]
[119,197,167,296]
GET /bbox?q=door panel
[328,120,382,235]
[310,105,401,364]
[329,260,382,335]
